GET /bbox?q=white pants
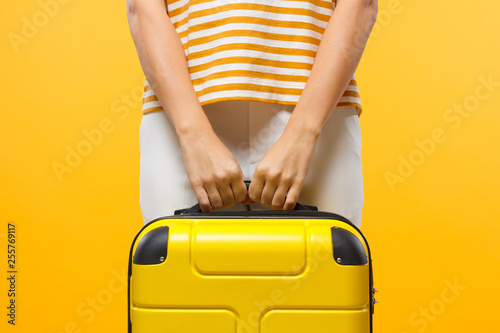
[139,100,364,228]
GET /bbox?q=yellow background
[1,0,498,332]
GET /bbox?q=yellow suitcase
[128,197,376,332]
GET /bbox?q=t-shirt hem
[143,98,362,117]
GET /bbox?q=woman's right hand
[127,0,249,212]
[178,127,249,212]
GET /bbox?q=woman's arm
[126,0,209,135]
[126,0,249,212]
[289,0,378,132]
[248,0,378,210]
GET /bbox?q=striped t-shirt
[142,0,362,115]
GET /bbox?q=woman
[126,0,378,228]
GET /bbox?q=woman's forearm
[287,0,378,137]
[126,0,213,138]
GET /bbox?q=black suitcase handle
[174,180,318,215]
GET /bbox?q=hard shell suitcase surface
[128,185,375,332]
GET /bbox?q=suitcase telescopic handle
[174,180,318,215]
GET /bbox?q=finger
[231,178,248,203]
[242,195,254,204]
[260,181,278,206]
[283,183,302,210]
[248,177,265,202]
[271,182,291,210]
[218,182,235,208]
[241,192,254,204]
[205,183,223,211]
[193,185,212,213]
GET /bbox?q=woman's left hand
[248,121,320,210]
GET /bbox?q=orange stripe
[342,90,361,98]
[143,95,159,103]
[276,0,335,10]
[143,106,164,114]
[145,76,358,90]
[169,0,334,12]
[176,15,330,40]
[144,88,359,102]
[195,82,360,99]
[144,82,360,100]
[191,70,309,86]
[145,80,360,97]
[337,102,362,116]
[187,42,317,62]
[184,29,322,51]
[170,2,332,23]
[190,56,313,76]
[183,15,329,40]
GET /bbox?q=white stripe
[143,88,360,106]
[169,1,333,25]
[187,48,315,68]
[180,21,326,43]
[144,93,361,110]
[198,90,300,104]
[193,76,307,92]
[346,84,359,93]
[189,0,334,16]
[168,0,188,12]
[173,9,330,33]
[143,89,157,98]
[144,81,360,101]
[338,96,361,104]
[144,82,360,102]
[143,100,162,110]
[189,62,311,80]
[183,36,320,56]
[143,79,358,98]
